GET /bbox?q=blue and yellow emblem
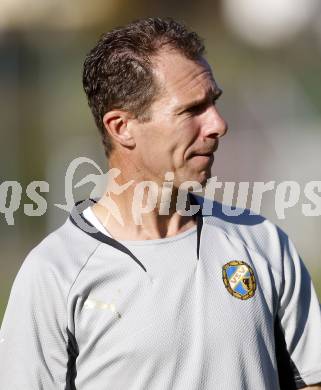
[222,261,256,300]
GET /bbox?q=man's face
[130,49,228,188]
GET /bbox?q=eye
[182,93,220,116]
[186,103,206,115]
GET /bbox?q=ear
[102,110,135,148]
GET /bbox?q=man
[0,17,320,390]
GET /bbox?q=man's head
[83,17,227,187]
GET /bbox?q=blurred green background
[1,0,321,323]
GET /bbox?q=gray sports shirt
[0,194,321,389]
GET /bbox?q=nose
[201,105,228,139]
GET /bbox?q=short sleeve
[0,251,69,389]
[275,233,321,389]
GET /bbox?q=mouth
[189,151,214,159]
[195,152,213,157]
[189,143,219,159]
[189,153,214,166]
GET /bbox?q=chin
[198,164,213,183]
[184,170,211,188]
[185,159,214,186]
[198,173,211,188]
[174,164,213,190]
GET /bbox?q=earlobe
[102,110,135,148]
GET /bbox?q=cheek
[138,117,200,167]
[135,131,175,172]
[171,122,201,169]
[176,118,201,155]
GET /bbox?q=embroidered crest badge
[222,260,256,300]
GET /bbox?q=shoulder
[13,217,101,299]
[195,194,291,270]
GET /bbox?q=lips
[190,151,214,158]
[189,153,214,167]
[190,143,218,158]
[197,152,213,156]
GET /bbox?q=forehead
[151,49,218,108]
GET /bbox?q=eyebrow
[176,87,223,114]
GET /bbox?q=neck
[92,158,198,241]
